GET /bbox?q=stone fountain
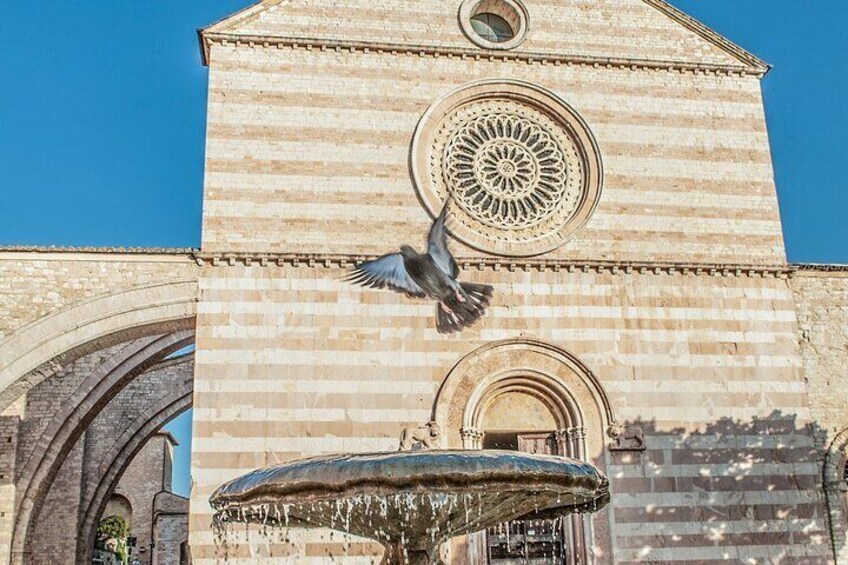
[211,448,609,564]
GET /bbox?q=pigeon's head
[399,245,417,259]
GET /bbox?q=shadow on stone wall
[606,411,838,564]
[205,411,844,564]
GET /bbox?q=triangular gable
[642,0,767,71]
[200,0,767,74]
[201,0,273,35]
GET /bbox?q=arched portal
[433,338,616,565]
[434,338,615,458]
[102,494,134,532]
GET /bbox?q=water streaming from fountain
[211,450,609,564]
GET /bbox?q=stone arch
[11,332,194,565]
[468,371,582,430]
[433,338,615,461]
[102,493,134,531]
[76,376,192,563]
[0,279,197,411]
[825,427,848,564]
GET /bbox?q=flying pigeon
[347,204,494,334]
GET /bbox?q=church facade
[0,0,847,564]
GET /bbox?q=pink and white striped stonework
[1,1,846,564]
[186,1,842,564]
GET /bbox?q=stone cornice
[200,32,766,78]
[4,247,844,277]
[193,252,794,278]
[793,263,848,277]
[641,0,769,73]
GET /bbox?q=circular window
[411,80,603,257]
[470,13,514,43]
[460,0,529,51]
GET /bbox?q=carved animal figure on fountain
[399,420,441,451]
[607,423,646,452]
[347,203,494,334]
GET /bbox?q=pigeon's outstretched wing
[426,204,459,279]
[347,253,426,298]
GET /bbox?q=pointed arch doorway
[433,339,615,565]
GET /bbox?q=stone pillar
[556,426,593,565]
[460,427,484,450]
[458,427,486,564]
[0,400,22,565]
[28,436,87,565]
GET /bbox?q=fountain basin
[211,450,609,564]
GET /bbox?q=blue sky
[1,2,845,496]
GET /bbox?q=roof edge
[155,430,180,447]
[792,263,848,274]
[0,246,197,255]
[198,0,285,66]
[641,0,770,74]
[198,1,770,74]
[200,32,766,76]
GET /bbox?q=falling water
[209,450,610,564]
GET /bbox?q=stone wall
[221,0,747,67]
[792,270,848,563]
[15,345,124,483]
[26,439,85,565]
[189,265,829,563]
[0,401,22,565]
[201,42,783,265]
[0,249,198,412]
[11,346,125,565]
[112,434,173,564]
[152,492,190,565]
[792,271,848,445]
[0,250,196,339]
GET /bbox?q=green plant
[98,515,130,540]
[97,515,130,562]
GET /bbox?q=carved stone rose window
[412,80,603,257]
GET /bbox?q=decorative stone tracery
[412,80,603,257]
[442,104,577,231]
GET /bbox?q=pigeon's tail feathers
[436,282,494,334]
[437,299,485,334]
[436,304,462,334]
[460,282,494,308]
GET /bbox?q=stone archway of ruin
[76,357,193,564]
[11,332,195,565]
[0,280,197,565]
[824,427,848,564]
[0,279,197,411]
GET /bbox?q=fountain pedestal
[381,544,441,565]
